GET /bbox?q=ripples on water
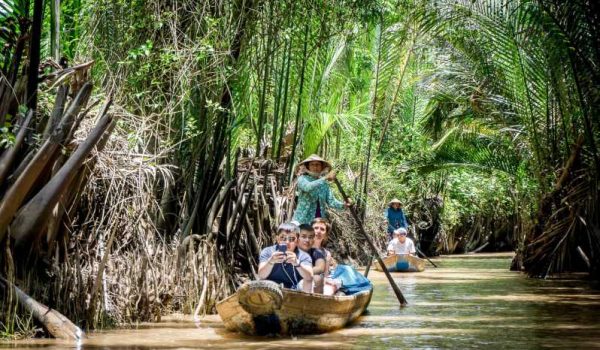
[2,253,599,349]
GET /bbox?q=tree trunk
[50,0,61,61]
[26,0,44,111]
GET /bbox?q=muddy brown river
[2,253,599,349]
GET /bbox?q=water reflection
[2,253,599,349]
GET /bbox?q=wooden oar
[363,256,373,277]
[333,178,407,306]
[416,246,438,268]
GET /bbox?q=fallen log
[0,276,83,340]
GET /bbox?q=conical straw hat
[389,198,402,205]
[298,154,332,169]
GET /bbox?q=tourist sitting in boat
[311,217,333,293]
[297,224,326,293]
[385,198,408,241]
[291,154,351,225]
[258,223,313,292]
[387,227,416,256]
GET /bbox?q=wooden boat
[373,254,426,272]
[216,280,373,336]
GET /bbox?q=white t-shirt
[387,237,416,255]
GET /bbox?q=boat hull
[216,283,373,336]
[373,254,426,272]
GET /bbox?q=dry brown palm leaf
[0,110,33,186]
[10,99,113,244]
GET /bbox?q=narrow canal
[3,253,599,349]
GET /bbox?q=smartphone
[276,244,287,253]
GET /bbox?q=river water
[3,253,599,349]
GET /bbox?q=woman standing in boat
[257,223,313,292]
[291,154,351,225]
[385,198,408,241]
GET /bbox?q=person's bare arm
[276,251,313,292]
[387,241,396,255]
[313,258,326,275]
[297,264,313,281]
[286,251,313,280]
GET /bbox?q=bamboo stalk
[271,39,286,158]
[26,0,44,111]
[276,39,292,161]
[255,0,274,156]
[50,0,61,61]
[286,22,311,181]
[361,19,384,215]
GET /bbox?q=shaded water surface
[3,253,600,349]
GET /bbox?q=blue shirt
[259,245,312,288]
[306,248,326,266]
[385,207,408,233]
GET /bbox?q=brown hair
[311,217,331,233]
[311,218,332,247]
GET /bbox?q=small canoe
[216,280,373,336]
[373,254,426,272]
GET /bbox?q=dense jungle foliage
[1,0,599,338]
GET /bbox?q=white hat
[393,228,408,236]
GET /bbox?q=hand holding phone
[269,247,286,265]
[285,251,298,266]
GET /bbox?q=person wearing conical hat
[385,198,408,241]
[291,154,351,225]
